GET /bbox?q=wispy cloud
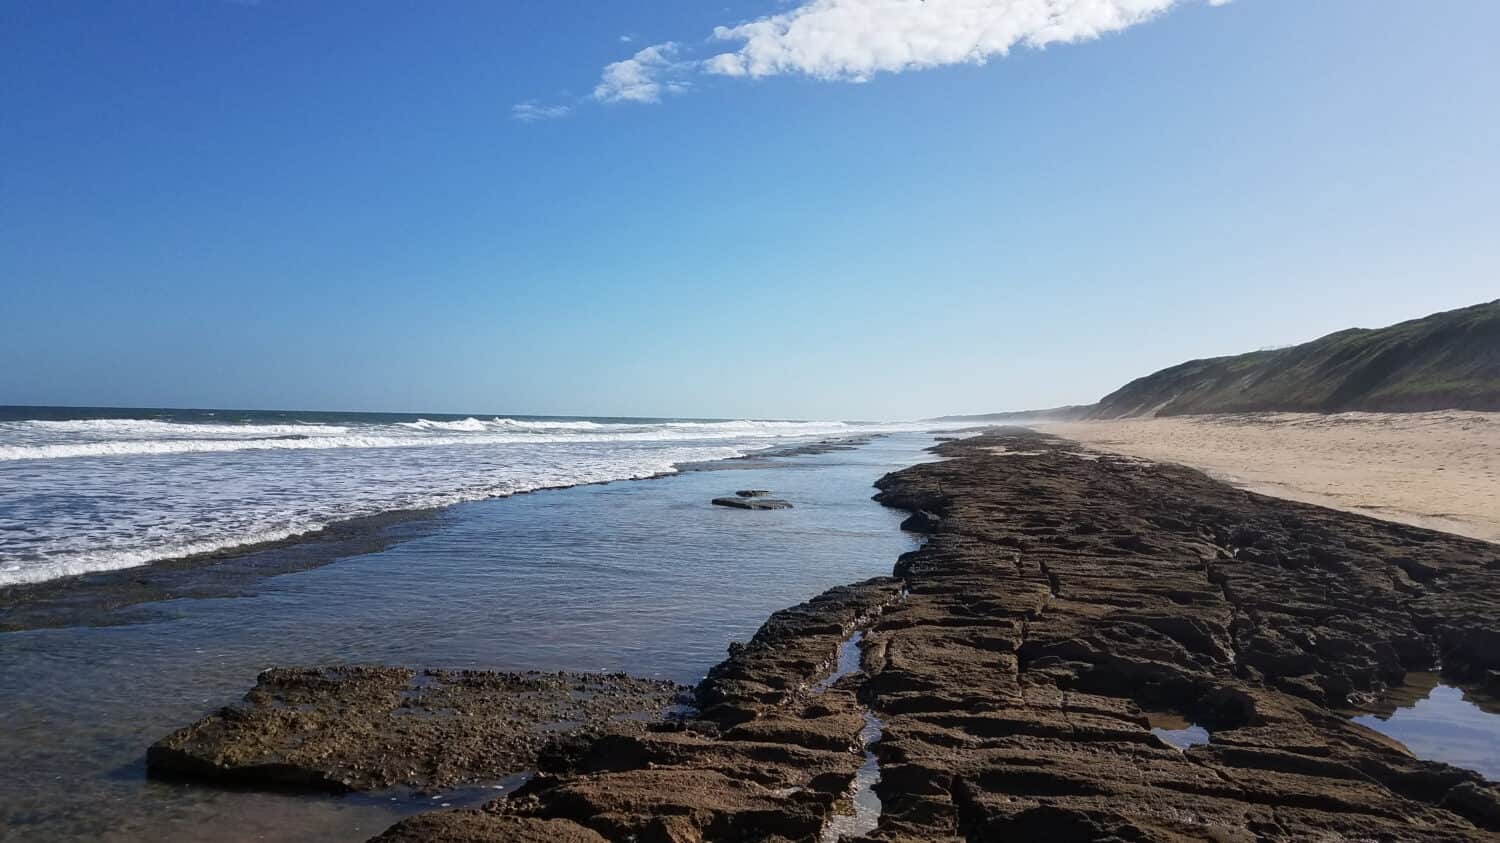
[511,100,573,122]
[592,0,1227,104]
[593,42,691,104]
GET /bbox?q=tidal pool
[1352,673,1500,782]
[1145,711,1211,750]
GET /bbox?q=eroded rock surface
[858,430,1500,840]
[389,430,1499,841]
[375,578,904,842]
[147,667,682,793]
[158,429,1500,841]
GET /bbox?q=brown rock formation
[858,430,1500,840]
[374,579,904,842]
[147,667,682,794]
[154,430,1500,840]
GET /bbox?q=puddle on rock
[821,712,882,842]
[1351,673,1500,781]
[811,631,865,694]
[1145,711,1211,750]
[359,771,532,812]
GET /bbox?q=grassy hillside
[1089,300,1500,418]
[928,405,1093,423]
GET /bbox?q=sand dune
[1039,411,1500,545]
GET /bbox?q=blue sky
[2,0,1496,420]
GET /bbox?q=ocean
[0,424,940,841]
[0,406,932,586]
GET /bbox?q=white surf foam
[0,412,947,586]
[0,418,862,462]
[0,445,744,586]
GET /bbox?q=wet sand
[1039,411,1500,545]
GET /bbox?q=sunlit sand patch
[1039,412,1500,544]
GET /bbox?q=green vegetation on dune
[1089,300,1500,418]
[928,405,1093,423]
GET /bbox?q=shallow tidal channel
[0,435,935,842]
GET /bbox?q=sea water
[0,406,938,585]
[1352,674,1500,781]
[0,432,939,842]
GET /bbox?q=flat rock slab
[375,577,904,843]
[735,489,772,497]
[712,496,793,510]
[382,430,1500,842]
[147,666,683,794]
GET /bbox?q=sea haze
[0,406,934,586]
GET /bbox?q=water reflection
[1352,674,1500,781]
[821,712,882,842]
[1145,711,1211,750]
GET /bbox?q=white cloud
[512,100,572,122]
[592,0,1225,104]
[593,42,691,103]
[707,0,1204,81]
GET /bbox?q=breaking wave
[0,417,857,462]
[0,410,936,586]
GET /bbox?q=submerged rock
[375,578,904,842]
[712,496,793,510]
[147,667,682,794]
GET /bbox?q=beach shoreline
[0,435,878,633]
[1037,411,1500,545]
[0,433,928,842]
[141,429,1500,841]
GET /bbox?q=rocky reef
[147,667,682,794]
[150,430,1500,840]
[857,429,1500,840]
[373,578,905,841]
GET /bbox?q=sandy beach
[1039,411,1500,545]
